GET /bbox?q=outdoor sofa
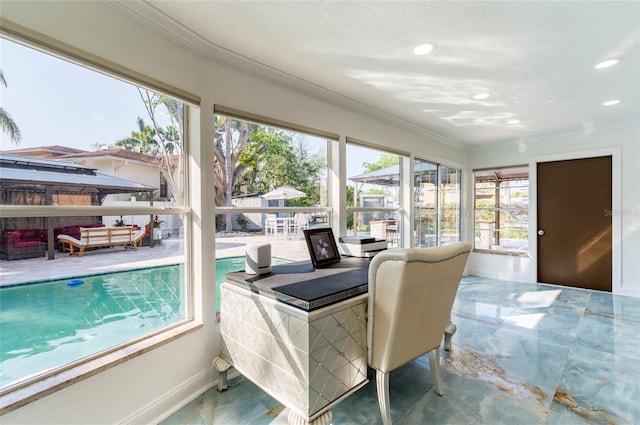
[57,226,145,256]
[0,228,47,260]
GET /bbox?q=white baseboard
[466,267,531,283]
[117,368,215,425]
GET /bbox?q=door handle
[537,229,545,236]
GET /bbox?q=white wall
[0,1,466,423]
[85,158,161,200]
[466,123,640,297]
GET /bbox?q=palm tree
[115,116,159,154]
[0,70,21,144]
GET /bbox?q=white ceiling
[114,1,639,147]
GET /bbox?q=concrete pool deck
[0,234,311,286]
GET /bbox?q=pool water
[0,264,185,389]
[0,256,289,389]
[214,256,290,309]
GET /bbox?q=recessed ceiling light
[473,93,490,100]
[413,43,435,56]
[602,99,621,106]
[594,59,619,69]
[507,119,520,124]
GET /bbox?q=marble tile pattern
[161,277,640,425]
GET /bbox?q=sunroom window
[414,159,461,248]
[211,107,333,307]
[474,166,529,254]
[346,141,405,247]
[0,36,191,393]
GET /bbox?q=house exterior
[4,145,169,201]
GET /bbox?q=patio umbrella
[261,186,306,200]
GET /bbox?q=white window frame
[473,166,529,255]
[0,25,200,415]
[414,158,462,248]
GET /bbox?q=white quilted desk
[214,257,371,425]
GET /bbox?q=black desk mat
[225,257,370,311]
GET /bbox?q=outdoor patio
[0,234,310,287]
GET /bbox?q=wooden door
[537,156,612,291]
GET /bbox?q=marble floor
[160,276,640,425]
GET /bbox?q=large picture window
[211,109,332,305]
[212,111,331,234]
[346,142,404,248]
[0,37,190,392]
[474,166,529,254]
[414,159,461,248]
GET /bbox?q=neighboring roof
[349,162,441,186]
[474,167,529,182]
[1,145,86,158]
[57,148,158,164]
[3,146,160,165]
[0,153,156,195]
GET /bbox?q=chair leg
[428,349,444,396]
[444,320,457,351]
[376,369,392,425]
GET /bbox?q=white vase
[153,228,162,240]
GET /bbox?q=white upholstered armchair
[367,242,472,425]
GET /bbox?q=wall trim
[108,2,462,148]
[118,368,214,425]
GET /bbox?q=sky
[0,37,381,179]
[0,38,151,151]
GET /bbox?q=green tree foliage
[213,118,326,231]
[236,132,326,206]
[362,153,398,173]
[117,88,184,203]
[346,186,354,207]
[366,188,385,195]
[475,199,495,221]
[237,127,294,194]
[116,117,160,154]
[0,70,21,144]
[346,186,354,229]
[236,128,324,206]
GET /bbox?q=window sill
[0,320,203,415]
[472,249,529,257]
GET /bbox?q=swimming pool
[214,256,291,309]
[0,256,288,389]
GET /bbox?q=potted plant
[151,215,165,240]
[114,216,127,227]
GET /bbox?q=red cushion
[64,226,81,239]
[13,240,43,248]
[4,231,20,243]
[18,229,46,241]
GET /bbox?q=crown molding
[108,1,462,148]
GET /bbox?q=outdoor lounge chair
[57,226,145,256]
